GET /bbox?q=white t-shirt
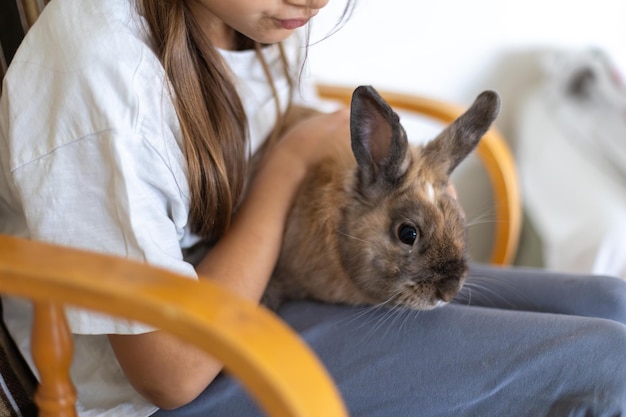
[0,0,315,415]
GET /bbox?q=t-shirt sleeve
[11,128,197,335]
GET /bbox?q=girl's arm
[108,109,350,410]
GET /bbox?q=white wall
[307,0,626,141]
[306,0,626,264]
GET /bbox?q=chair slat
[31,302,77,417]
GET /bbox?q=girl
[1,0,625,416]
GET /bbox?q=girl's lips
[275,18,309,30]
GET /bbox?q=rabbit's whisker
[454,273,538,310]
[335,230,375,245]
[338,287,412,340]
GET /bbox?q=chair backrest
[0,0,45,82]
[317,86,521,265]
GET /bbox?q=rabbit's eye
[397,224,418,245]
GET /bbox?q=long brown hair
[138,0,255,242]
[137,0,354,243]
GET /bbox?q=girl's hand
[273,108,351,171]
[194,108,352,301]
[447,183,458,199]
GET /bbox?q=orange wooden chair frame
[0,236,349,417]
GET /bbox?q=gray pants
[155,264,626,417]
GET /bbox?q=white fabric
[516,48,626,279]
[0,0,313,415]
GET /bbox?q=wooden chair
[0,0,522,415]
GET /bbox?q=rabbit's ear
[423,91,501,176]
[350,86,409,189]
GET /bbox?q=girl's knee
[558,320,626,412]
[585,275,626,324]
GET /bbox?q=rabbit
[261,86,501,311]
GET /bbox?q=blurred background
[305,0,626,277]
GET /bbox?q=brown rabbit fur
[261,86,501,311]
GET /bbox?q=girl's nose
[286,0,330,11]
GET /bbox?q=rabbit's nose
[436,288,456,303]
[435,276,463,302]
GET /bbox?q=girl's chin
[252,30,295,45]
